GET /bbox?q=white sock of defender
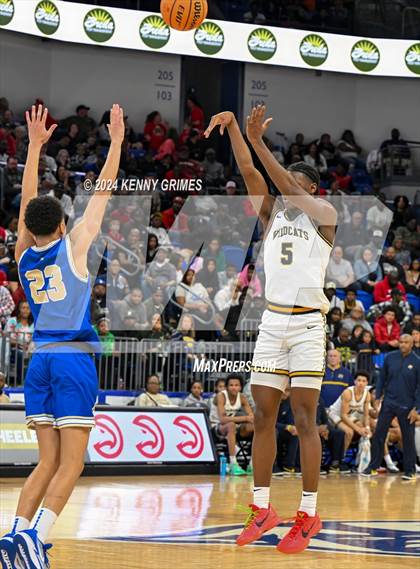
[253,487,270,509]
[299,491,317,517]
[32,508,57,543]
[229,455,237,465]
[11,516,30,535]
[384,454,394,467]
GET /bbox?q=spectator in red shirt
[373,270,406,304]
[330,161,353,192]
[144,111,167,152]
[374,308,401,352]
[187,96,204,132]
[162,196,189,232]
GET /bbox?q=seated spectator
[115,288,148,332]
[324,282,344,311]
[208,377,226,410]
[326,307,343,340]
[326,246,354,288]
[0,372,10,403]
[237,263,262,298]
[198,258,220,300]
[327,371,371,454]
[404,312,420,335]
[243,1,267,24]
[134,374,173,407]
[341,306,373,335]
[162,196,189,232]
[373,308,401,352]
[354,247,383,293]
[107,259,129,301]
[146,234,159,264]
[60,104,96,142]
[285,143,303,166]
[186,128,205,161]
[143,287,166,324]
[5,300,34,378]
[304,143,327,176]
[373,269,406,304]
[93,317,115,357]
[148,313,171,340]
[175,269,212,322]
[355,329,380,373]
[0,283,15,327]
[367,288,412,330]
[144,111,167,152]
[336,129,363,165]
[317,133,336,166]
[337,211,368,260]
[201,148,224,186]
[392,237,411,269]
[108,219,125,243]
[217,262,238,289]
[379,247,405,284]
[366,194,390,231]
[391,195,415,231]
[210,374,254,476]
[184,380,208,408]
[143,248,177,299]
[186,96,205,132]
[333,326,354,365]
[341,287,364,317]
[91,277,107,324]
[412,329,420,356]
[405,259,420,296]
[350,324,365,348]
[203,238,226,273]
[3,156,22,208]
[321,349,353,407]
[155,127,178,161]
[330,161,353,192]
[148,212,171,246]
[276,387,299,473]
[395,218,419,258]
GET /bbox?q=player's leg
[336,421,355,453]
[362,403,395,475]
[395,408,416,478]
[217,422,245,475]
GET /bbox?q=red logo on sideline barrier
[93,414,124,459]
[133,415,165,458]
[173,416,204,459]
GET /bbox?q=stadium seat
[222,245,247,271]
[357,290,374,311]
[407,294,420,313]
[335,288,346,300]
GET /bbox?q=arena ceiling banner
[0,0,419,78]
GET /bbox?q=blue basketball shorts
[24,348,98,430]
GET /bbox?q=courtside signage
[1,0,417,77]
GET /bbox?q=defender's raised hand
[107,103,125,145]
[25,105,57,147]
[246,105,273,144]
[204,111,235,138]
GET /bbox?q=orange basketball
[160,0,208,31]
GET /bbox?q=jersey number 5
[25,265,67,304]
[280,243,294,266]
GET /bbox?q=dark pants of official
[277,430,299,469]
[324,427,345,463]
[368,401,416,475]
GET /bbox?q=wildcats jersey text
[264,209,333,313]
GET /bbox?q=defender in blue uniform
[0,104,125,569]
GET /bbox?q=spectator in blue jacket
[321,349,353,407]
[362,335,420,479]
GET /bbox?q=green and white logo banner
[1,0,418,77]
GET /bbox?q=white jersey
[264,208,332,313]
[329,386,369,419]
[209,390,241,426]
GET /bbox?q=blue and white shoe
[13,531,51,569]
[0,533,22,569]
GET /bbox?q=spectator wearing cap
[379,246,405,283]
[0,372,10,404]
[326,246,354,288]
[368,288,412,329]
[162,196,189,233]
[225,180,238,196]
[365,229,385,261]
[116,288,148,332]
[374,308,401,352]
[107,259,129,302]
[354,247,383,293]
[148,212,171,246]
[60,104,96,142]
[373,270,406,304]
[201,148,225,186]
[91,276,107,323]
[321,349,353,408]
[324,282,344,311]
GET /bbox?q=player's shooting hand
[204,111,234,138]
[107,104,125,145]
[246,105,273,144]
[25,105,57,147]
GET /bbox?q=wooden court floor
[1,474,419,568]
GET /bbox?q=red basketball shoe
[236,504,282,546]
[277,511,322,554]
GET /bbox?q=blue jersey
[18,236,99,349]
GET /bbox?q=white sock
[32,508,57,543]
[12,516,30,535]
[384,454,394,467]
[229,455,237,465]
[299,491,317,517]
[253,487,270,509]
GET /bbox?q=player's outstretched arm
[247,105,336,226]
[205,111,275,229]
[69,104,124,272]
[15,105,57,262]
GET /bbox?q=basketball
[160,0,208,31]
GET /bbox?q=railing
[380,143,420,185]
